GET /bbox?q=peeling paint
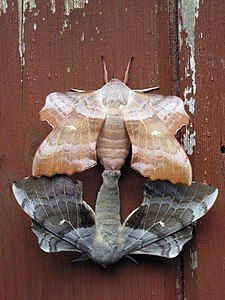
[64,0,89,14]
[34,10,39,16]
[190,248,198,270]
[183,125,196,155]
[80,32,85,41]
[60,18,70,35]
[179,0,200,104]
[179,0,200,155]
[1,0,89,16]
[33,22,37,30]
[95,26,100,34]
[18,0,36,66]
[0,0,8,15]
[50,0,56,13]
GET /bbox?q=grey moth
[12,171,218,267]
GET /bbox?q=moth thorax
[96,109,130,170]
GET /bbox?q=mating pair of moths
[13,60,218,267]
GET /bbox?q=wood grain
[179,1,225,299]
[0,1,179,300]
[2,1,224,299]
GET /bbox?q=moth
[13,171,218,267]
[32,58,192,185]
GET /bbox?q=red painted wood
[0,1,180,300]
[179,1,225,299]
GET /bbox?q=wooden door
[0,1,224,299]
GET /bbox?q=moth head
[102,170,121,188]
[110,78,122,83]
[89,244,124,267]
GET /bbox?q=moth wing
[40,91,93,128]
[122,92,192,185]
[134,92,189,135]
[12,175,96,254]
[31,221,80,253]
[121,180,218,256]
[132,226,193,258]
[33,91,106,177]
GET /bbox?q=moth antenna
[133,86,160,93]
[126,255,139,266]
[101,56,109,83]
[123,56,134,84]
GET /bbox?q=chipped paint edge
[179,0,200,155]
[1,0,90,63]
[18,0,37,66]
[0,0,7,15]
[1,0,89,16]
[64,0,89,14]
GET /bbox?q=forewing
[12,175,96,254]
[122,92,192,185]
[134,92,189,135]
[121,180,218,255]
[40,91,92,128]
[33,91,106,177]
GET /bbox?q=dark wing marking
[132,226,193,258]
[122,180,218,254]
[31,221,80,253]
[13,175,96,254]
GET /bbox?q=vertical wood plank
[0,1,200,299]
[179,1,225,299]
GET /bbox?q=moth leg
[101,56,109,83]
[126,255,139,266]
[123,56,134,84]
[133,86,160,93]
[71,254,90,264]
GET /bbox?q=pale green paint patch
[179,0,200,155]
[179,0,199,108]
[0,0,8,15]
[64,0,89,14]
[18,0,36,66]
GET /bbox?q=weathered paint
[179,0,200,155]
[50,0,56,13]
[1,0,89,63]
[183,126,196,156]
[1,0,89,16]
[0,0,7,15]
[18,0,36,66]
[80,32,85,41]
[64,0,89,14]
[190,248,198,270]
[60,18,71,35]
[0,2,179,299]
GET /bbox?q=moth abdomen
[97,110,130,170]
